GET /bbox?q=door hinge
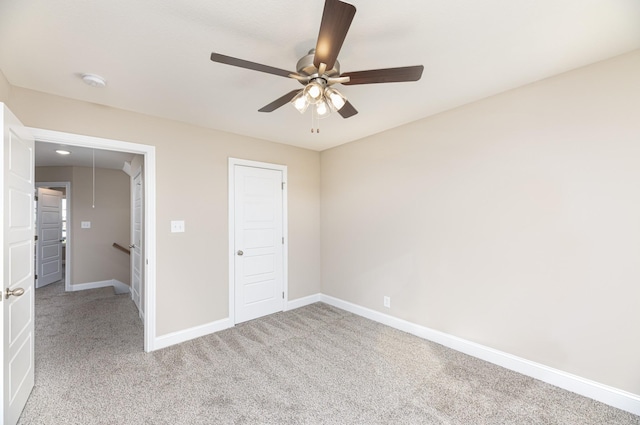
[35,195,38,201]
[281,182,285,190]
[282,236,284,244]
[35,274,38,280]
[34,235,38,241]
[282,291,284,299]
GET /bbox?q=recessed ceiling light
[55,150,71,155]
[81,73,106,88]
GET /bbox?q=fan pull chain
[310,108,320,134]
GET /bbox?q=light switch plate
[81,221,91,229]
[171,220,185,233]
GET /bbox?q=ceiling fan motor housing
[296,49,340,85]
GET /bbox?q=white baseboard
[285,293,322,311]
[144,292,640,415]
[320,294,640,416]
[152,294,320,352]
[112,280,130,294]
[153,318,233,351]
[70,279,130,294]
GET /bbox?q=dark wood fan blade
[338,101,358,118]
[313,0,356,70]
[342,65,424,85]
[211,53,293,78]
[258,90,302,112]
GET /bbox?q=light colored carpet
[18,282,640,424]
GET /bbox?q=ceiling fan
[210,0,423,130]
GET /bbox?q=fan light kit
[81,73,106,88]
[210,0,423,133]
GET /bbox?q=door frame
[35,182,71,291]
[28,127,158,352]
[228,158,288,325]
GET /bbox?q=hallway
[18,283,143,424]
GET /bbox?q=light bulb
[290,91,308,113]
[316,100,331,118]
[325,87,346,111]
[303,81,324,104]
[308,85,321,99]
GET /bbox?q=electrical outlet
[170,220,185,233]
[383,296,391,308]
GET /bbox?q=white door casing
[229,159,287,324]
[27,127,157,353]
[131,169,143,318]
[1,105,35,425]
[35,188,63,288]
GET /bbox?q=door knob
[5,287,25,299]
[129,244,136,249]
[237,250,244,256]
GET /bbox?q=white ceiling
[35,141,137,171]
[1,0,639,151]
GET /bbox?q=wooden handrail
[112,242,130,255]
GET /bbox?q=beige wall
[36,165,72,182]
[72,166,131,285]
[36,166,131,286]
[9,90,322,336]
[0,69,10,102]
[321,50,640,395]
[8,49,638,396]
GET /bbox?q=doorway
[35,183,70,290]
[228,158,288,324]
[29,127,157,352]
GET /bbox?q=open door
[130,169,143,317]
[1,104,35,424]
[35,188,63,288]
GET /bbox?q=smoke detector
[81,73,106,88]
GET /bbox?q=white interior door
[233,164,284,324]
[1,104,35,425]
[35,188,63,288]
[130,170,143,318]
